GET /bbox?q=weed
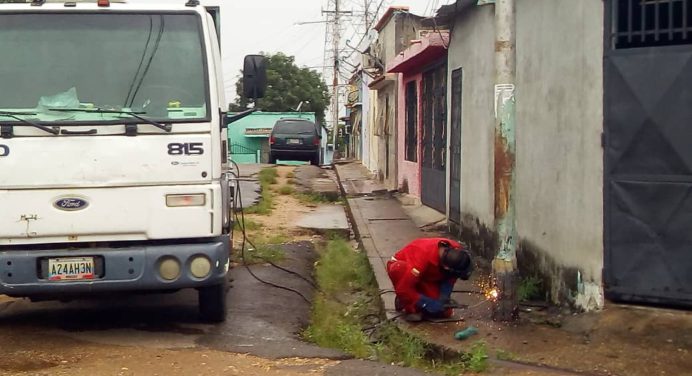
[304,297,372,358]
[295,192,335,205]
[463,341,489,373]
[495,349,516,361]
[315,238,374,296]
[286,172,295,178]
[518,275,543,301]
[278,185,294,195]
[244,167,277,215]
[242,244,284,264]
[234,218,261,231]
[258,167,278,185]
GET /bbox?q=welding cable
[229,161,312,304]
[230,161,316,288]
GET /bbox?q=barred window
[613,0,692,49]
[405,81,418,162]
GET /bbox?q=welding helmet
[439,241,473,280]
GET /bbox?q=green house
[227,111,317,164]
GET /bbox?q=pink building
[387,32,449,210]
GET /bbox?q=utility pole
[322,0,351,158]
[332,0,341,157]
[492,0,518,321]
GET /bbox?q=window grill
[405,81,418,162]
[613,0,692,49]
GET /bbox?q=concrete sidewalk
[335,161,692,376]
[334,162,423,319]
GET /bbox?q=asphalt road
[0,177,426,376]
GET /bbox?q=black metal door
[421,63,447,213]
[604,0,692,306]
[449,69,462,223]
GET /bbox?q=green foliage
[304,297,373,359]
[495,349,516,361]
[234,218,261,231]
[245,168,277,215]
[518,275,543,301]
[315,238,374,296]
[376,324,429,368]
[258,167,278,185]
[278,185,294,195]
[464,341,489,373]
[230,52,330,124]
[242,244,284,264]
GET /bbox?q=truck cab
[0,0,264,322]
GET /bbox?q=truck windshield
[0,13,208,123]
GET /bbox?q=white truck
[0,0,265,322]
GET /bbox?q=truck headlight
[166,194,206,207]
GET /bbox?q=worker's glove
[416,296,444,314]
[439,280,454,301]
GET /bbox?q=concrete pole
[331,0,341,157]
[492,0,519,321]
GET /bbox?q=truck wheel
[198,280,227,323]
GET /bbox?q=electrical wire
[128,15,166,108]
[229,160,314,304]
[124,16,154,107]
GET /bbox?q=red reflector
[313,138,320,145]
[270,136,275,145]
[97,0,110,7]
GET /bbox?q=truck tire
[198,279,227,323]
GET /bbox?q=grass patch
[242,244,284,264]
[305,237,489,374]
[287,172,295,178]
[278,185,294,195]
[258,167,278,185]
[240,233,289,264]
[295,191,336,205]
[495,349,516,361]
[244,167,277,215]
[518,275,543,301]
[234,218,262,231]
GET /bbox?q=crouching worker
[387,238,473,321]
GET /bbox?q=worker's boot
[404,312,422,322]
[394,297,404,312]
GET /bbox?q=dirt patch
[236,166,320,248]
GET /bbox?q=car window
[274,120,316,134]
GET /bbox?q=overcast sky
[219,0,453,102]
[132,0,452,102]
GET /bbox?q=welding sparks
[485,288,499,302]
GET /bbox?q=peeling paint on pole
[492,0,518,322]
[494,84,516,261]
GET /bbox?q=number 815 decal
[0,145,8,157]
[168,142,204,156]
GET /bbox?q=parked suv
[269,118,322,165]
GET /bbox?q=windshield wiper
[50,108,172,132]
[0,111,59,135]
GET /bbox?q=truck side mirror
[243,55,267,100]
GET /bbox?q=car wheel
[198,279,227,323]
[268,154,277,164]
[310,152,320,166]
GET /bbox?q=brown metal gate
[421,63,447,213]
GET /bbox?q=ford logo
[54,197,89,211]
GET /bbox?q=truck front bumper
[0,237,230,297]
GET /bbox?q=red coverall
[386,238,461,316]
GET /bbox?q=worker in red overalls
[387,238,473,321]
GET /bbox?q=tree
[229,52,330,124]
